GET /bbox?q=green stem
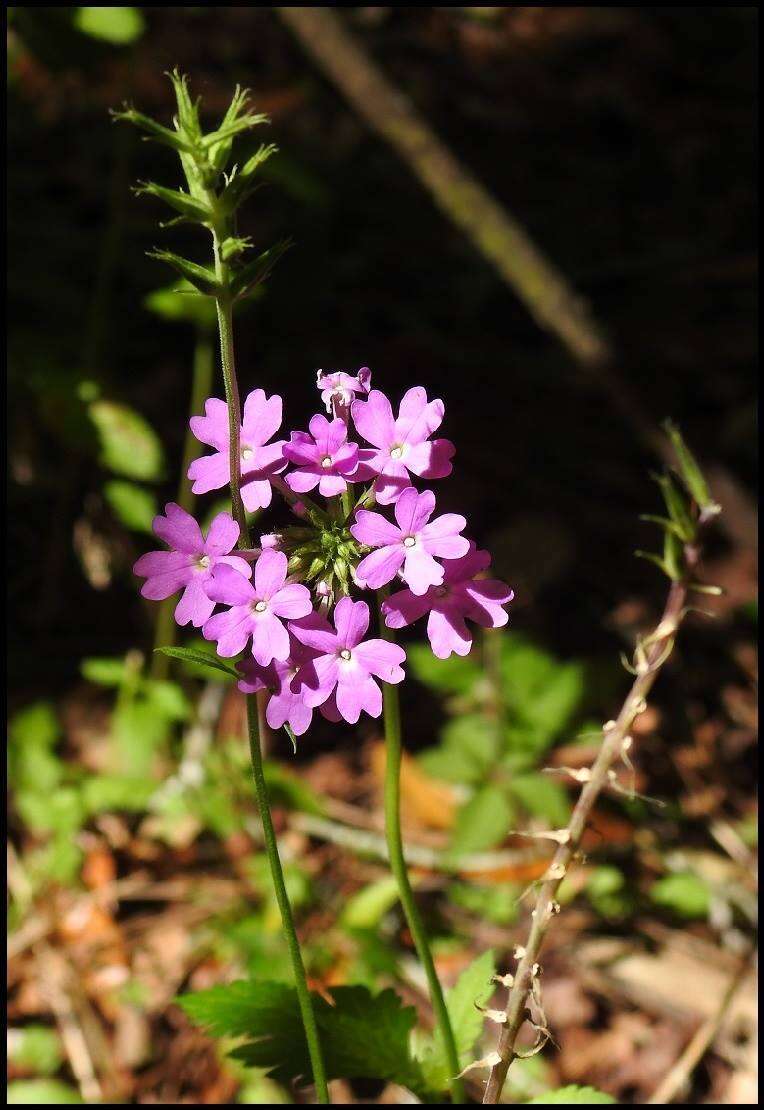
[377,594,464,1102]
[211,224,329,1104]
[152,328,215,678]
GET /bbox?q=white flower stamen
[339,649,352,661]
[254,600,267,613]
[320,455,333,469]
[403,536,416,548]
[241,446,254,461]
[390,445,403,459]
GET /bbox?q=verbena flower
[133,504,251,627]
[290,598,406,723]
[351,486,469,595]
[188,389,287,511]
[317,367,371,418]
[203,549,312,664]
[382,544,514,657]
[237,637,341,736]
[351,386,455,504]
[284,414,360,497]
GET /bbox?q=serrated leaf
[416,950,496,1091]
[153,646,240,679]
[74,6,144,45]
[408,644,481,695]
[111,106,191,153]
[527,1085,616,1104]
[89,400,164,481]
[136,181,211,223]
[450,784,513,855]
[181,981,430,1098]
[103,480,157,533]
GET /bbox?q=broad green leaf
[103,480,157,533]
[74,6,145,44]
[80,656,128,686]
[7,1025,63,1076]
[450,784,513,855]
[508,772,570,825]
[16,787,84,836]
[262,762,324,816]
[527,1085,616,1104]
[341,877,400,930]
[113,700,170,777]
[408,644,481,695]
[89,400,164,481]
[143,679,191,721]
[7,1078,83,1104]
[416,950,496,1091]
[650,873,711,919]
[181,981,429,1098]
[154,646,240,679]
[8,703,62,794]
[448,881,519,926]
[501,637,584,743]
[586,866,633,920]
[26,837,83,886]
[419,714,499,785]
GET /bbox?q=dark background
[8,6,757,700]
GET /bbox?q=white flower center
[241,446,254,461]
[390,445,403,459]
[339,649,352,661]
[403,536,416,548]
[254,600,268,613]
[197,555,211,570]
[320,455,333,469]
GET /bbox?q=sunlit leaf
[74,6,145,45]
[89,400,164,481]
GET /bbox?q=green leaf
[136,181,211,223]
[419,714,498,785]
[89,400,164,481]
[143,679,191,721]
[144,280,218,329]
[167,68,202,143]
[111,106,192,153]
[80,656,128,686]
[656,473,695,542]
[650,873,711,919]
[153,646,240,679]
[229,241,292,299]
[450,784,513,855]
[16,787,84,837]
[103,480,157,533]
[416,950,496,1091]
[341,877,400,930]
[262,762,324,816]
[501,638,584,743]
[526,1085,616,1104]
[408,644,481,695]
[81,775,156,815]
[147,250,219,295]
[9,703,62,795]
[663,420,718,515]
[448,881,520,926]
[113,700,171,777]
[7,1025,63,1076]
[7,1079,83,1104]
[508,772,570,825]
[181,981,429,1097]
[74,6,144,45]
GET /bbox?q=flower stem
[211,228,329,1104]
[377,594,464,1103]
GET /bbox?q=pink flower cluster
[134,369,513,736]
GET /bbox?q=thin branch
[482,542,705,1103]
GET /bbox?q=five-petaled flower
[133,504,251,628]
[351,486,469,595]
[188,389,287,512]
[237,637,341,736]
[203,549,312,665]
[284,414,360,497]
[291,598,406,723]
[382,543,514,658]
[351,386,455,504]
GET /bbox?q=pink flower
[202,549,312,665]
[351,387,454,504]
[351,486,469,595]
[133,505,250,628]
[188,390,287,512]
[382,544,514,658]
[290,597,406,723]
[317,367,371,418]
[283,414,360,498]
[237,637,341,736]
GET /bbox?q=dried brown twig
[476,432,722,1103]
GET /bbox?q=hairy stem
[377,594,464,1103]
[482,546,702,1103]
[211,226,329,1104]
[151,327,215,678]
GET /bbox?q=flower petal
[190,398,230,450]
[254,549,288,599]
[206,563,255,606]
[351,390,396,449]
[350,510,402,548]
[251,609,290,665]
[404,437,455,479]
[427,606,473,659]
[402,547,445,595]
[203,606,253,657]
[153,503,204,553]
[242,389,283,447]
[188,450,231,495]
[270,582,313,620]
[333,597,369,649]
[353,638,406,682]
[381,587,433,629]
[204,511,239,555]
[289,612,338,655]
[394,487,435,535]
[174,577,216,628]
[355,545,405,589]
